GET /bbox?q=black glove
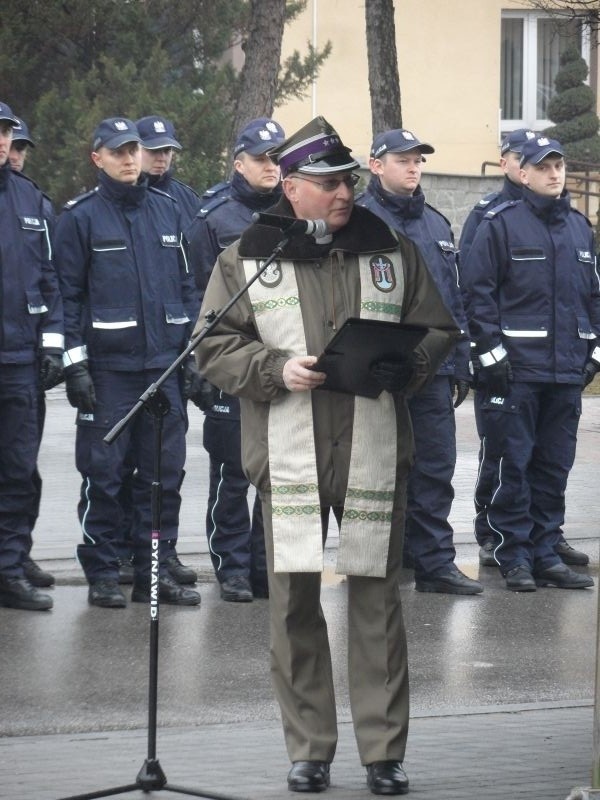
[451,378,470,408]
[370,357,415,393]
[583,359,600,387]
[39,352,64,391]
[481,357,513,397]
[182,357,213,409]
[64,362,96,412]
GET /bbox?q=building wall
[276,0,600,177]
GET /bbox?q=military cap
[268,116,359,176]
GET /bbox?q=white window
[501,11,591,131]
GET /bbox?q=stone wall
[358,170,600,238]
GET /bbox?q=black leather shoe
[534,562,594,589]
[220,575,253,602]
[88,579,127,608]
[0,575,53,610]
[505,565,536,592]
[165,554,197,585]
[478,540,497,567]
[131,574,201,605]
[415,564,483,595]
[287,761,330,793]
[556,539,589,566]
[366,761,409,795]
[23,555,55,587]
[117,556,134,585]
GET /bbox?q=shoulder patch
[483,199,518,219]
[198,195,229,218]
[475,191,501,210]
[63,187,98,209]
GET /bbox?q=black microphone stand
[57,228,293,800]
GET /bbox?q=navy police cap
[0,101,19,127]
[370,128,435,159]
[136,115,182,150]
[92,118,141,151]
[500,128,536,155]
[519,136,565,166]
[12,117,35,147]
[233,118,285,158]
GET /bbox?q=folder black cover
[313,317,428,398]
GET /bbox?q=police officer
[53,117,202,608]
[357,128,480,595]
[5,114,59,590]
[460,128,590,570]
[110,114,203,587]
[0,101,64,612]
[136,114,201,230]
[187,117,285,602]
[461,135,598,592]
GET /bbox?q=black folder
[312,317,428,398]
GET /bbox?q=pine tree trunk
[230,0,286,152]
[365,0,402,135]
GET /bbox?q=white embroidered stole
[244,251,404,576]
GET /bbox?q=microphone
[252,212,329,238]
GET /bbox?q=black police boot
[220,575,253,602]
[555,538,589,566]
[534,562,594,589]
[414,564,483,595]
[23,555,56,587]
[0,575,53,610]
[131,574,201,606]
[165,553,197,585]
[88,579,127,608]
[505,565,536,592]
[117,555,134,585]
[478,540,497,567]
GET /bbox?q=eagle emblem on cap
[370,255,396,292]
[114,120,128,131]
[154,121,167,133]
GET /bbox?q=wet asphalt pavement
[1,391,599,799]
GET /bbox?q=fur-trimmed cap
[268,116,359,177]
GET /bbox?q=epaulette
[425,202,452,227]
[475,191,502,210]
[171,177,201,199]
[201,180,230,200]
[198,194,229,218]
[63,187,98,209]
[571,206,593,228]
[149,185,177,202]
[483,199,518,219]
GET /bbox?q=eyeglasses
[291,173,360,192]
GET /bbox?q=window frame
[501,9,591,131]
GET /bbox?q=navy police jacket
[53,170,199,372]
[0,161,63,363]
[459,176,523,266]
[147,169,201,231]
[187,170,282,419]
[187,170,282,296]
[358,177,470,379]
[461,187,600,384]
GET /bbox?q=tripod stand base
[58,756,250,799]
